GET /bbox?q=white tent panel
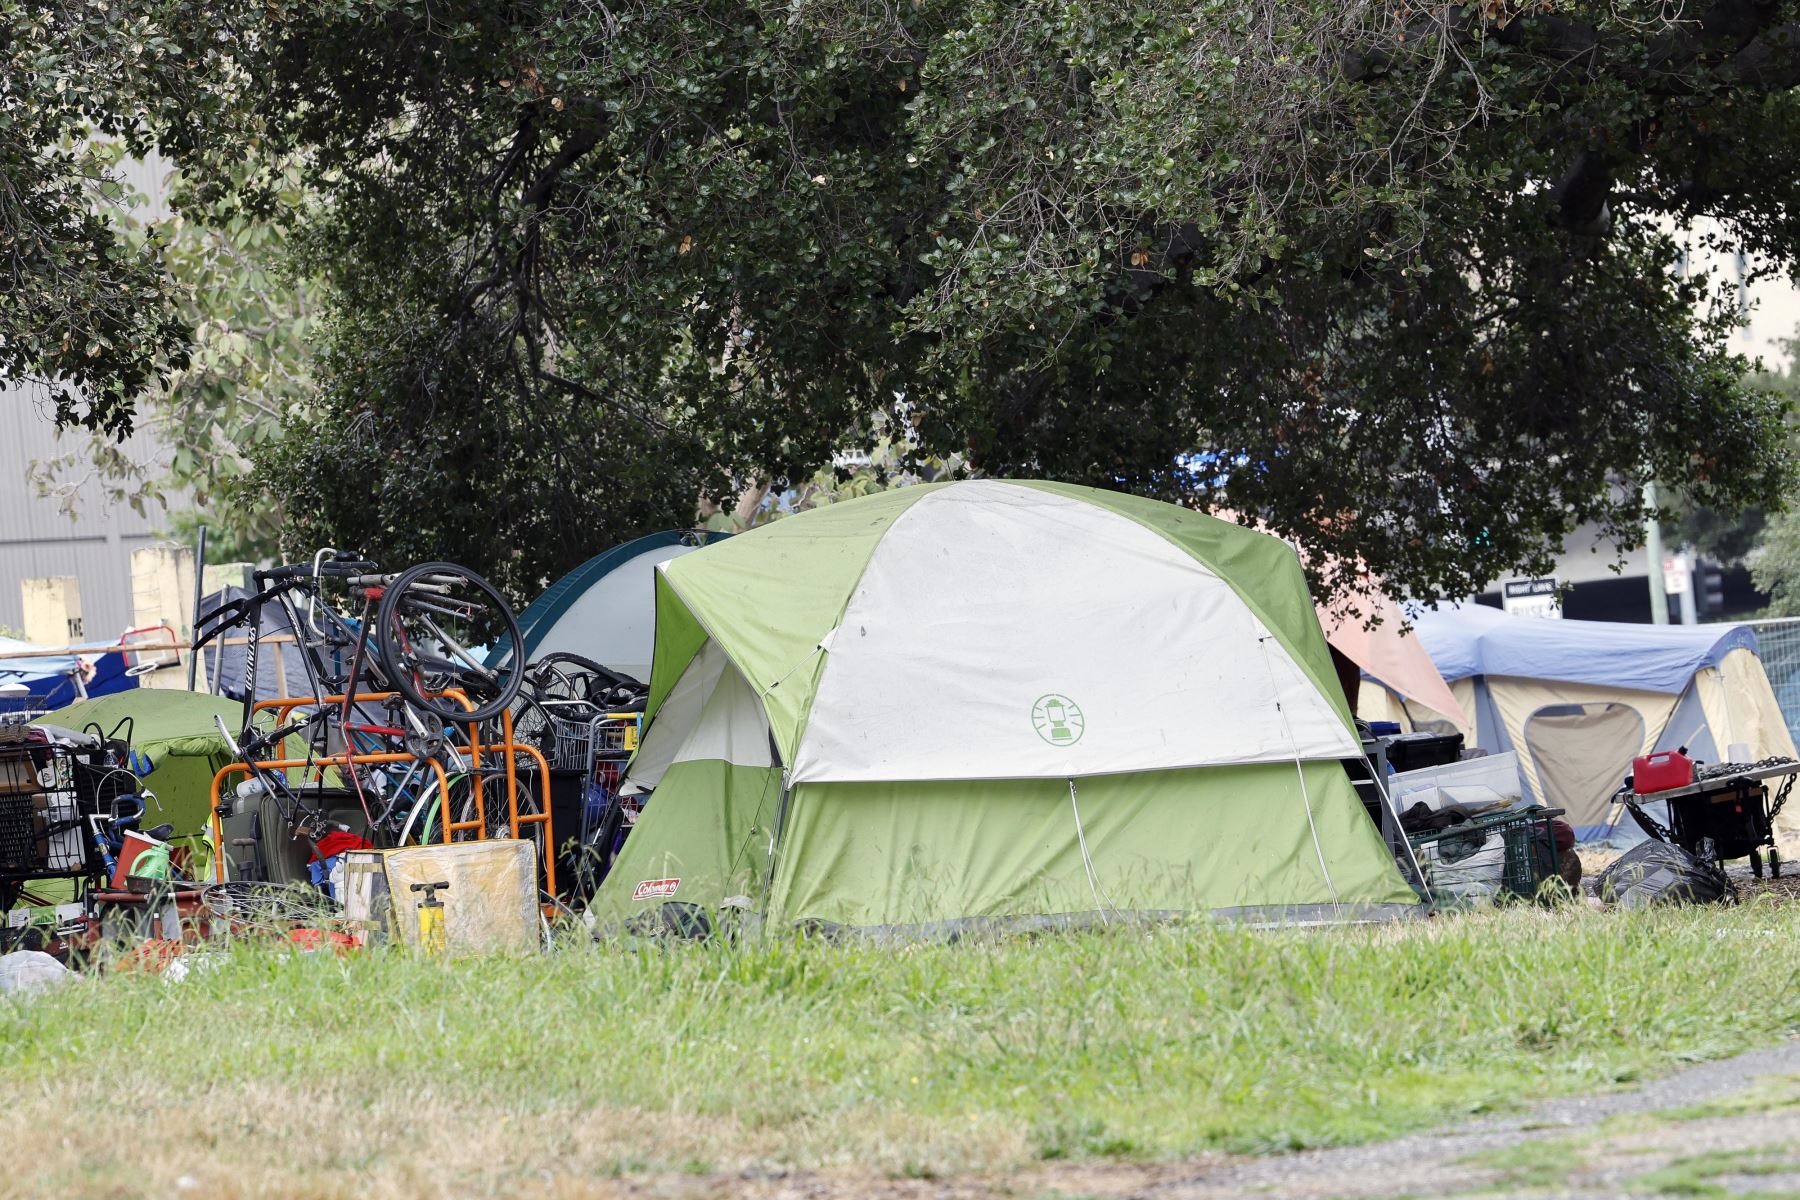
[674,653,774,769]
[791,480,1357,784]
[528,541,703,680]
[623,640,774,796]
[621,640,726,793]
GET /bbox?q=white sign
[1663,553,1690,595]
[1501,577,1562,619]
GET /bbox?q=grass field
[3,903,1799,1198]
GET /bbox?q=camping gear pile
[1380,750,1575,903]
[11,482,1798,970]
[1361,605,1800,853]
[0,553,632,970]
[1620,755,1799,879]
[188,552,554,894]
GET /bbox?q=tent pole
[761,728,791,904]
[763,778,791,903]
[1364,756,1428,890]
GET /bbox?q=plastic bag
[1594,840,1732,909]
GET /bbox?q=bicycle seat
[143,822,175,842]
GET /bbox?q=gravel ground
[1733,870,1800,904]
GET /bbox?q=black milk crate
[0,741,94,883]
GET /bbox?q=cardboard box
[0,756,38,795]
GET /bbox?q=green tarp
[37,690,241,840]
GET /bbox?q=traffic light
[1698,558,1726,617]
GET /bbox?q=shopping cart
[553,712,640,900]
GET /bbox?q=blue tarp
[1411,605,1760,694]
[0,636,83,680]
[0,638,136,715]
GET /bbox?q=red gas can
[1633,750,1694,794]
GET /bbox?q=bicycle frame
[208,690,556,895]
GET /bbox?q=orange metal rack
[207,690,555,896]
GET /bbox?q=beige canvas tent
[1360,605,1798,844]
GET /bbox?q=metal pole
[1644,482,1669,625]
[186,525,208,690]
[1678,548,1699,626]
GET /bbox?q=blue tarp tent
[0,638,136,719]
[1413,604,1760,695]
[1363,606,1797,846]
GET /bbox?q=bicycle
[193,552,526,734]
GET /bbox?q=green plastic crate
[1408,805,1564,902]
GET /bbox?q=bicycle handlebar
[255,552,379,583]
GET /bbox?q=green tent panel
[765,765,1412,927]
[600,759,783,911]
[593,480,1420,933]
[650,483,940,756]
[37,690,241,840]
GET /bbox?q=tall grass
[2,904,1798,1195]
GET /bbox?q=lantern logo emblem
[1031,694,1085,746]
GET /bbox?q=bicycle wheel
[375,563,524,724]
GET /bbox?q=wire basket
[0,743,92,880]
[545,715,596,771]
[542,713,639,773]
[71,753,138,814]
[590,717,637,757]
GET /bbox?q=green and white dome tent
[591,479,1420,933]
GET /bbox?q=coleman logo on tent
[632,877,680,901]
[1031,694,1085,746]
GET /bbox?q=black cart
[1627,763,1798,878]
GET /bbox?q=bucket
[112,831,171,889]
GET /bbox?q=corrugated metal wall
[0,154,186,643]
[0,388,184,640]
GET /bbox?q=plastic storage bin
[1388,751,1525,816]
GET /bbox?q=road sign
[1663,553,1689,595]
[1501,577,1562,619]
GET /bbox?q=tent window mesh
[1522,702,1646,831]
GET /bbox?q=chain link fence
[1750,618,1800,746]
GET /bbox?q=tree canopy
[9,0,1800,603]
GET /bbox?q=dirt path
[640,1038,1800,1200]
[1153,1036,1800,1199]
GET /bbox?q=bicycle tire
[375,562,524,724]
